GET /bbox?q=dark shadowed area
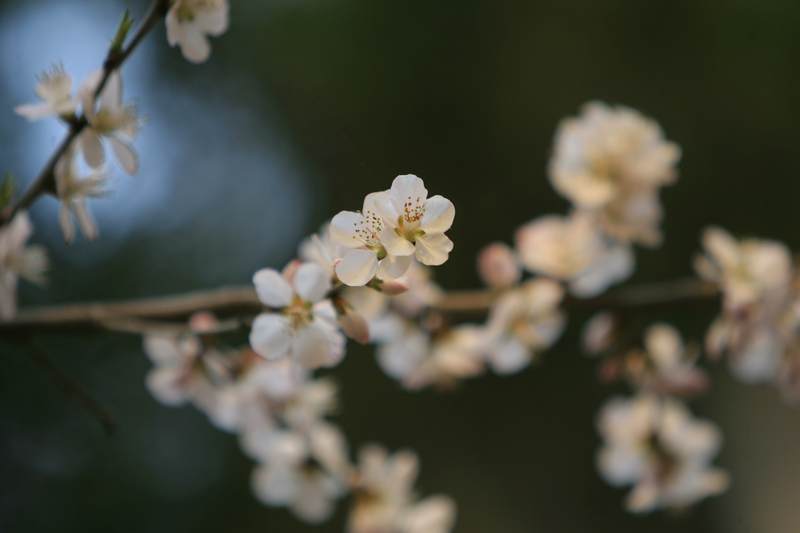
[2,0,800,531]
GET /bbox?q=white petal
[165,9,181,46]
[80,129,104,168]
[420,195,455,233]
[72,199,98,242]
[335,249,378,286]
[251,464,300,506]
[373,193,402,227]
[414,232,453,266]
[14,103,54,121]
[195,7,230,36]
[100,71,122,110]
[59,203,75,244]
[376,253,413,280]
[390,174,428,206]
[249,313,292,360]
[330,211,369,248]
[380,226,415,256]
[291,325,334,369]
[109,136,138,175]
[253,268,293,308]
[179,27,212,64]
[294,262,330,303]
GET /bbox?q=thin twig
[0,0,170,226]
[0,278,720,334]
[16,335,116,435]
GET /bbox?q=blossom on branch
[0,212,48,321]
[54,145,109,243]
[78,71,140,174]
[330,175,454,287]
[249,261,345,369]
[515,211,634,297]
[596,393,729,513]
[549,101,680,246]
[166,0,230,64]
[14,64,77,121]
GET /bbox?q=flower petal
[80,129,104,168]
[389,174,428,206]
[380,226,415,256]
[59,203,74,244]
[294,262,330,303]
[376,253,413,280]
[373,193,402,228]
[335,249,378,287]
[72,199,98,242]
[249,313,292,360]
[109,136,138,175]
[178,27,212,64]
[420,195,455,233]
[253,268,293,308]
[330,211,369,248]
[414,232,453,266]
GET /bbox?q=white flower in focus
[77,71,140,174]
[15,64,76,121]
[483,278,566,375]
[249,262,345,369]
[166,0,230,64]
[596,393,729,513]
[0,212,48,321]
[549,101,680,246]
[477,241,521,290]
[348,444,456,533]
[54,145,109,243]
[695,226,792,310]
[330,175,454,286]
[515,212,634,297]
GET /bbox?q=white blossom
[548,101,680,246]
[77,71,140,174]
[166,0,230,64]
[330,175,454,286]
[596,393,729,513]
[249,262,345,369]
[483,278,565,374]
[0,212,48,321]
[515,211,634,297]
[54,145,109,243]
[14,64,76,121]
[348,444,456,533]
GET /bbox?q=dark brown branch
[0,0,170,226]
[0,278,720,334]
[16,335,116,435]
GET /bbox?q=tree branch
[0,278,720,334]
[0,0,171,226]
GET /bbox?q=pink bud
[189,311,219,333]
[477,242,521,289]
[380,278,410,296]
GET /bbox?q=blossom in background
[596,393,729,513]
[515,211,634,298]
[348,444,456,533]
[477,241,521,290]
[54,145,109,243]
[15,64,77,121]
[249,262,345,369]
[483,278,566,374]
[0,212,48,321]
[330,175,454,286]
[78,70,140,174]
[548,101,681,246]
[166,0,230,64]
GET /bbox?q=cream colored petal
[414,232,453,266]
[253,268,293,308]
[335,249,378,287]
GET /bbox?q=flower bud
[477,242,520,290]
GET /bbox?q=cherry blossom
[249,262,345,369]
[548,101,680,246]
[515,211,634,297]
[477,241,521,290]
[54,145,108,243]
[0,212,48,321]
[14,64,77,121]
[596,393,729,513]
[166,0,230,64]
[348,444,456,533]
[77,70,140,174]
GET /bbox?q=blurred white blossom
[14,64,76,121]
[166,0,230,64]
[515,212,634,297]
[348,444,456,533]
[77,70,140,174]
[249,261,345,369]
[477,241,521,290]
[0,211,48,321]
[54,144,109,243]
[549,101,680,246]
[596,393,729,513]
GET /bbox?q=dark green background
[2,0,800,531]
